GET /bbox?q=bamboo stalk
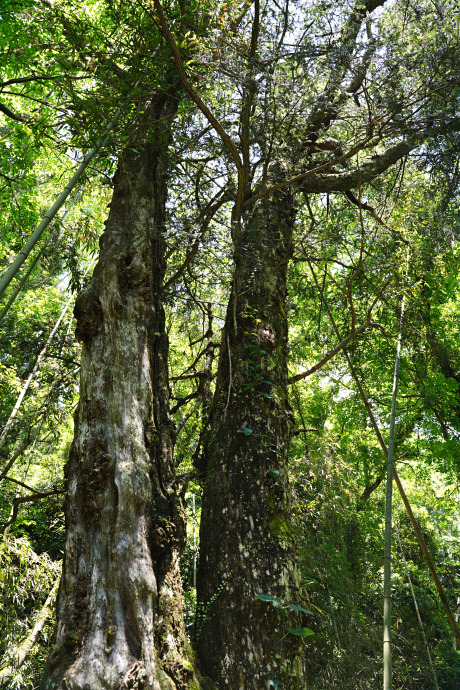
[383,283,406,690]
[0,56,154,302]
[0,188,83,323]
[394,519,440,689]
[0,576,60,686]
[0,294,73,449]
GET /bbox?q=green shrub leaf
[286,626,315,637]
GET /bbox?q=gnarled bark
[41,94,204,690]
[197,179,307,688]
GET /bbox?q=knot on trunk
[74,288,103,343]
[118,250,149,290]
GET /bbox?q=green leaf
[237,427,253,435]
[255,593,274,602]
[311,604,325,616]
[288,604,313,615]
[267,469,280,478]
[286,626,315,637]
[262,392,274,398]
[254,593,281,607]
[269,681,279,689]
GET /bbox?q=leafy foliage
[0,536,60,689]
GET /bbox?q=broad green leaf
[254,593,274,602]
[254,593,281,607]
[288,604,313,615]
[267,469,280,478]
[286,627,315,637]
[237,427,253,435]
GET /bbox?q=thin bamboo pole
[0,576,60,686]
[346,350,460,649]
[192,493,197,591]
[383,283,406,690]
[0,54,154,302]
[394,518,440,690]
[0,188,83,323]
[392,468,460,649]
[0,294,73,449]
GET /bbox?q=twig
[2,489,65,532]
[288,320,381,385]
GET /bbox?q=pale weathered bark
[41,94,206,690]
[197,178,307,688]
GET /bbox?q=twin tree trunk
[197,180,306,688]
[41,95,203,690]
[42,102,305,687]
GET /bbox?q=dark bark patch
[86,397,105,420]
[74,288,103,343]
[149,517,177,558]
[118,250,149,290]
[78,441,114,525]
[124,625,142,661]
[144,419,159,455]
[112,296,124,318]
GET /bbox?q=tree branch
[0,101,27,122]
[245,118,460,208]
[288,320,380,385]
[305,0,387,137]
[2,489,65,532]
[0,434,36,480]
[152,0,245,214]
[164,192,229,289]
[0,74,68,89]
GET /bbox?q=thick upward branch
[153,0,245,214]
[288,320,380,384]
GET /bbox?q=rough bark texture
[197,178,307,688]
[41,95,204,690]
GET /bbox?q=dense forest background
[1,0,460,687]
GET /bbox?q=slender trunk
[41,94,203,690]
[0,294,72,449]
[309,259,460,651]
[383,286,405,690]
[197,182,306,688]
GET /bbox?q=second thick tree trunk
[197,181,306,688]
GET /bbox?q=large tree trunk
[41,95,204,690]
[196,179,307,688]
